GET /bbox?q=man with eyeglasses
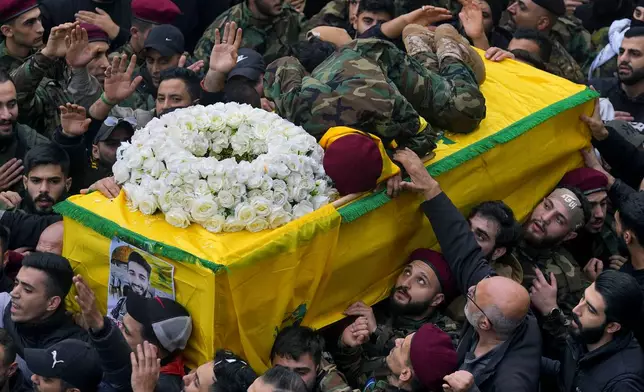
[392,148,541,392]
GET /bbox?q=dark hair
[0,329,16,366]
[357,0,395,19]
[512,28,553,62]
[468,201,521,253]
[159,67,201,102]
[0,69,12,84]
[0,225,9,255]
[212,350,258,392]
[560,186,592,230]
[128,251,151,276]
[624,26,644,39]
[595,270,643,332]
[618,191,644,246]
[262,366,308,392]
[270,326,324,367]
[292,38,336,73]
[510,49,547,71]
[131,18,155,34]
[23,143,70,178]
[21,252,74,300]
[225,77,261,108]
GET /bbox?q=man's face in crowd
[0,81,18,140]
[86,41,110,85]
[145,49,181,87]
[156,78,194,115]
[570,284,611,345]
[0,345,16,390]
[353,10,392,35]
[254,0,284,17]
[506,0,548,31]
[523,195,576,248]
[10,266,58,323]
[585,191,608,234]
[127,261,150,296]
[92,126,133,168]
[130,25,153,54]
[183,361,215,392]
[480,0,494,34]
[634,6,644,23]
[31,374,64,392]
[120,313,146,352]
[271,354,317,391]
[508,38,542,60]
[23,164,70,214]
[618,36,644,86]
[348,0,360,24]
[390,260,442,317]
[469,213,500,260]
[386,333,413,378]
[1,8,44,49]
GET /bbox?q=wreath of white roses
[112,103,337,233]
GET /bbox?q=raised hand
[580,97,609,141]
[103,54,143,104]
[405,5,452,26]
[584,258,604,282]
[459,0,485,40]
[178,55,205,73]
[343,302,377,334]
[341,316,371,348]
[65,25,94,69]
[0,158,24,191]
[75,8,120,39]
[42,22,78,59]
[73,275,104,331]
[131,342,161,392]
[394,148,440,199]
[0,191,22,209]
[210,21,243,75]
[60,103,92,137]
[529,268,558,316]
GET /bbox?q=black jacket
[421,192,541,392]
[593,123,644,190]
[9,368,32,392]
[591,78,644,124]
[0,210,62,250]
[38,0,131,49]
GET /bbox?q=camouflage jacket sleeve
[193,9,233,64]
[334,339,367,388]
[541,309,571,354]
[547,40,585,84]
[302,0,349,34]
[317,359,357,392]
[551,16,592,67]
[66,68,103,110]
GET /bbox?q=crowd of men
[0,0,641,391]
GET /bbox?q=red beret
[132,0,181,25]
[0,0,37,24]
[409,248,457,301]
[323,133,383,196]
[559,167,608,195]
[79,23,109,43]
[410,324,458,391]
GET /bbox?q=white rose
[193,180,211,196]
[207,113,227,132]
[125,152,144,170]
[207,175,224,193]
[230,132,251,155]
[269,208,292,229]
[246,173,263,189]
[202,214,226,233]
[226,112,244,129]
[143,159,165,178]
[113,161,130,184]
[235,203,256,224]
[272,179,287,192]
[247,189,263,199]
[190,196,219,223]
[217,190,235,209]
[300,177,316,193]
[272,190,288,207]
[230,183,246,198]
[246,217,269,233]
[250,196,271,217]
[165,208,191,228]
[311,195,330,210]
[292,201,314,218]
[164,173,184,187]
[250,140,267,156]
[158,187,179,212]
[198,157,219,177]
[223,217,245,232]
[138,192,158,215]
[260,175,273,191]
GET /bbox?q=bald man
[394,148,541,392]
[35,221,63,255]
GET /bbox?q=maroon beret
[80,23,109,43]
[0,0,37,24]
[323,133,383,196]
[409,248,457,301]
[132,0,181,25]
[559,167,608,196]
[410,324,458,391]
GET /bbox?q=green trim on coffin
[54,200,226,273]
[337,87,599,224]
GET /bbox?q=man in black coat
[393,148,542,392]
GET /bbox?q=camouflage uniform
[0,41,32,73]
[514,242,590,315]
[335,302,460,389]
[113,41,146,68]
[546,39,585,84]
[583,27,618,79]
[303,0,353,35]
[550,16,592,70]
[395,0,462,18]
[193,2,304,66]
[563,215,625,269]
[9,52,71,137]
[264,38,485,157]
[317,359,357,392]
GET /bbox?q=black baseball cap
[227,48,266,82]
[24,339,103,391]
[144,24,185,56]
[126,293,193,354]
[94,116,136,144]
